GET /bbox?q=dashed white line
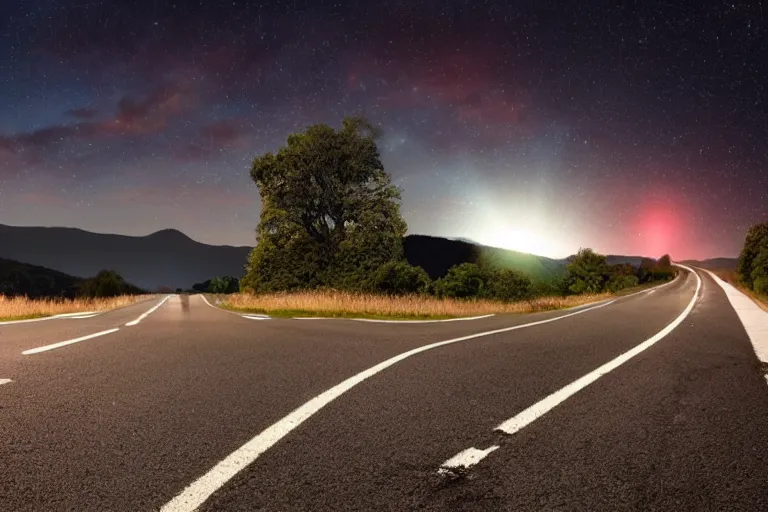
[242,315,271,320]
[438,445,499,474]
[0,379,12,386]
[126,295,173,326]
[22,328,121,355]
[161,297,623,512]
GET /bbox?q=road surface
[1,267,767,511]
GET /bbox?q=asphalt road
[1,268,767,511]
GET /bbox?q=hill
[404,235,565,282]
[0,257,84,298]
[0,225,251,291]
[2,225,657,290]
[680,257,739,270]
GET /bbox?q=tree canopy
[241,117,407,292]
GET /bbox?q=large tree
[242,117,407,292]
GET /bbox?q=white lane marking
[294,317,336,320]
[0,379,12,386]
[22,328,121,355]
[438,446,499,474]
[495,264,700,436]
[1,311,97,325]
[126,295,173,326]
[243,315,271,320]
[352,314,495,324]
[702,269,768,362]
[646,289,657,295]
[68,313,100,319]
[161,297,626,512]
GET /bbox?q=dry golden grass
[223,290,614,319]
[710,269,768,312]
[0,295,148,321]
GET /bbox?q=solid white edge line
[494,263,700,436]
[68,313,100,319]
[700,268,768,363]
[0,312,98,325]
[126,295,174,326]
[22,328,121,355]
[161,296,630,512]
[438,445,500,474]
[0,379,12,386]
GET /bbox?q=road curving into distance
[1,267,766,511]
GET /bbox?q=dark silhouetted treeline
[0,258,144,299]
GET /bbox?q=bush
[484,268,532,302]
[432,263,487,298]
[78,270,142,298]
[432,263,532,302]
[371,261,430,295]
[565,248,607,294]
[606,274,639,292]
[751,248,768,295]
[738,222,768,289]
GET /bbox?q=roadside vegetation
[724,222,768,310]
[218,116,676,319]
[222,290,614,319]
[0,294,145,322]
[0,265,147,321]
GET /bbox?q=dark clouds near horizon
[0,0,765,258]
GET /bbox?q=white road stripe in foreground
[126,295,173,326]
[0,379,12,386]
[22,328,120,355]
[436,264,701,473]
[438,446,499,474]
[161,297,626,512]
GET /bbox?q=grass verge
[0,295,149,322]
[710,269,768,312]
[219,290,619,320]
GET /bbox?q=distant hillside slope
[0,257,84,298]
[680,257,739,270]
[0,225,251,291]
[404,234,565,281]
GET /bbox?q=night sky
[1,1,766,259]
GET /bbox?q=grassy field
[220,289,619,320]
[0,295,147,322]
[710,269,768,312]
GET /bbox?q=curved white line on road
[0,311,98,325]
[494,263,700,436]
[126,295,173,326]
[352,314,495,324]
[161,297,628,512]
[0,379,12,386]
[22,328,121,355]
[433,265,700,472]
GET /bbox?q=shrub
[565,248,607,294]
[433,263,487,298]
[371,261,430,295]
[606,274,639,292]
[484,268,532,302]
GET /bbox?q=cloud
[66,107,98,120]
[175,119,250,161]
[0,82,194,164]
